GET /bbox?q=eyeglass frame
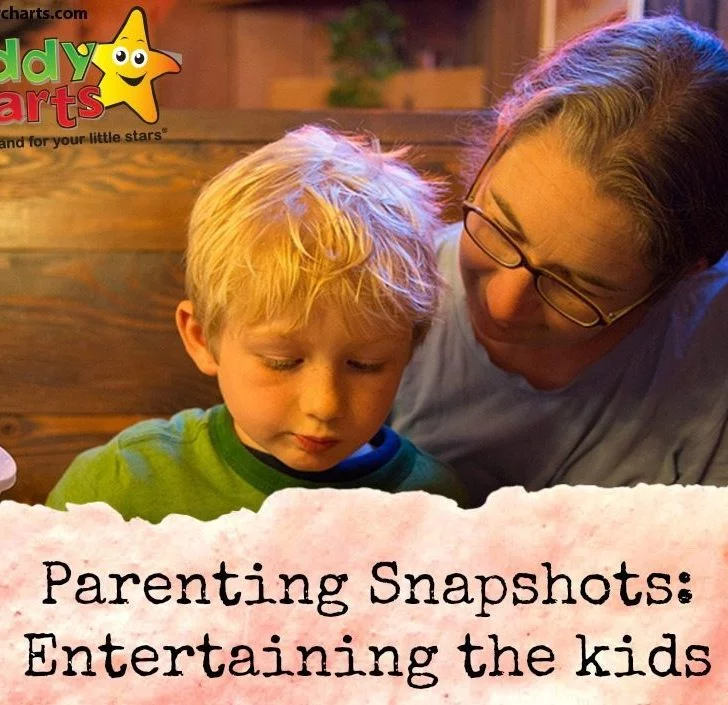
[462,150,672,328]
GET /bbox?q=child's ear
[175,300,218,376]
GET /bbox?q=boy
[47,126,467,522]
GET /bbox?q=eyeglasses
[462,200,669,328]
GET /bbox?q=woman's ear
[175,300,218,376]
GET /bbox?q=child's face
[212,307,413,472]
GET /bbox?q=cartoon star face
[90,6,181,124]
[112,44,149,86]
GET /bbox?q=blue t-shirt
[391,226,728,504]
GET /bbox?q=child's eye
[347,360,385,373]
[262,357,301,371]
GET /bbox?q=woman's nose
[485,266,541,323]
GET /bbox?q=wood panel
[479,0,543,104]
[0,415,150,506]
[0,108,469,144]
[153,1,236,110]
[231,9,329,109]
[270,68,486,111]
[0,110,470,250]
[0,140,464,249]
[0,142,243,251]
[0,252,222,414]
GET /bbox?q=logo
[0,6,181,128]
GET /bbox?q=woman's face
[460,126,656,350]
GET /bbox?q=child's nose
[299,367,344,423]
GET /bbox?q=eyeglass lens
[464,208,601,326]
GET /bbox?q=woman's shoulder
[670,255,728,332]
[434,223,462,285]
[435,221,461,246]
[651,256,728,393]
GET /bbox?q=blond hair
[185,125,444,352]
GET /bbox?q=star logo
[86,6,181,124]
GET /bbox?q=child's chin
[285,458,340,473]
[280,437,351,472]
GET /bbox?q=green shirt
[46,405,467,522]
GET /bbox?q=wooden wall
[15,1,543,109]
[0,108,471,506]
[478,0,543,103]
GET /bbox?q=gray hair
[469,14,728,277]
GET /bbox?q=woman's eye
[347,360,384,373]
[263,358,301,371]
[576,284,610,300]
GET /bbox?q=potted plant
[327,0,405,108]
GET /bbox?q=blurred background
[6,0,726,113]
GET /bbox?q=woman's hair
[185,125,445,352]
[468,14,728,277]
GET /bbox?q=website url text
[0,6,88,22]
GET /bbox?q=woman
[391,14,728,504]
